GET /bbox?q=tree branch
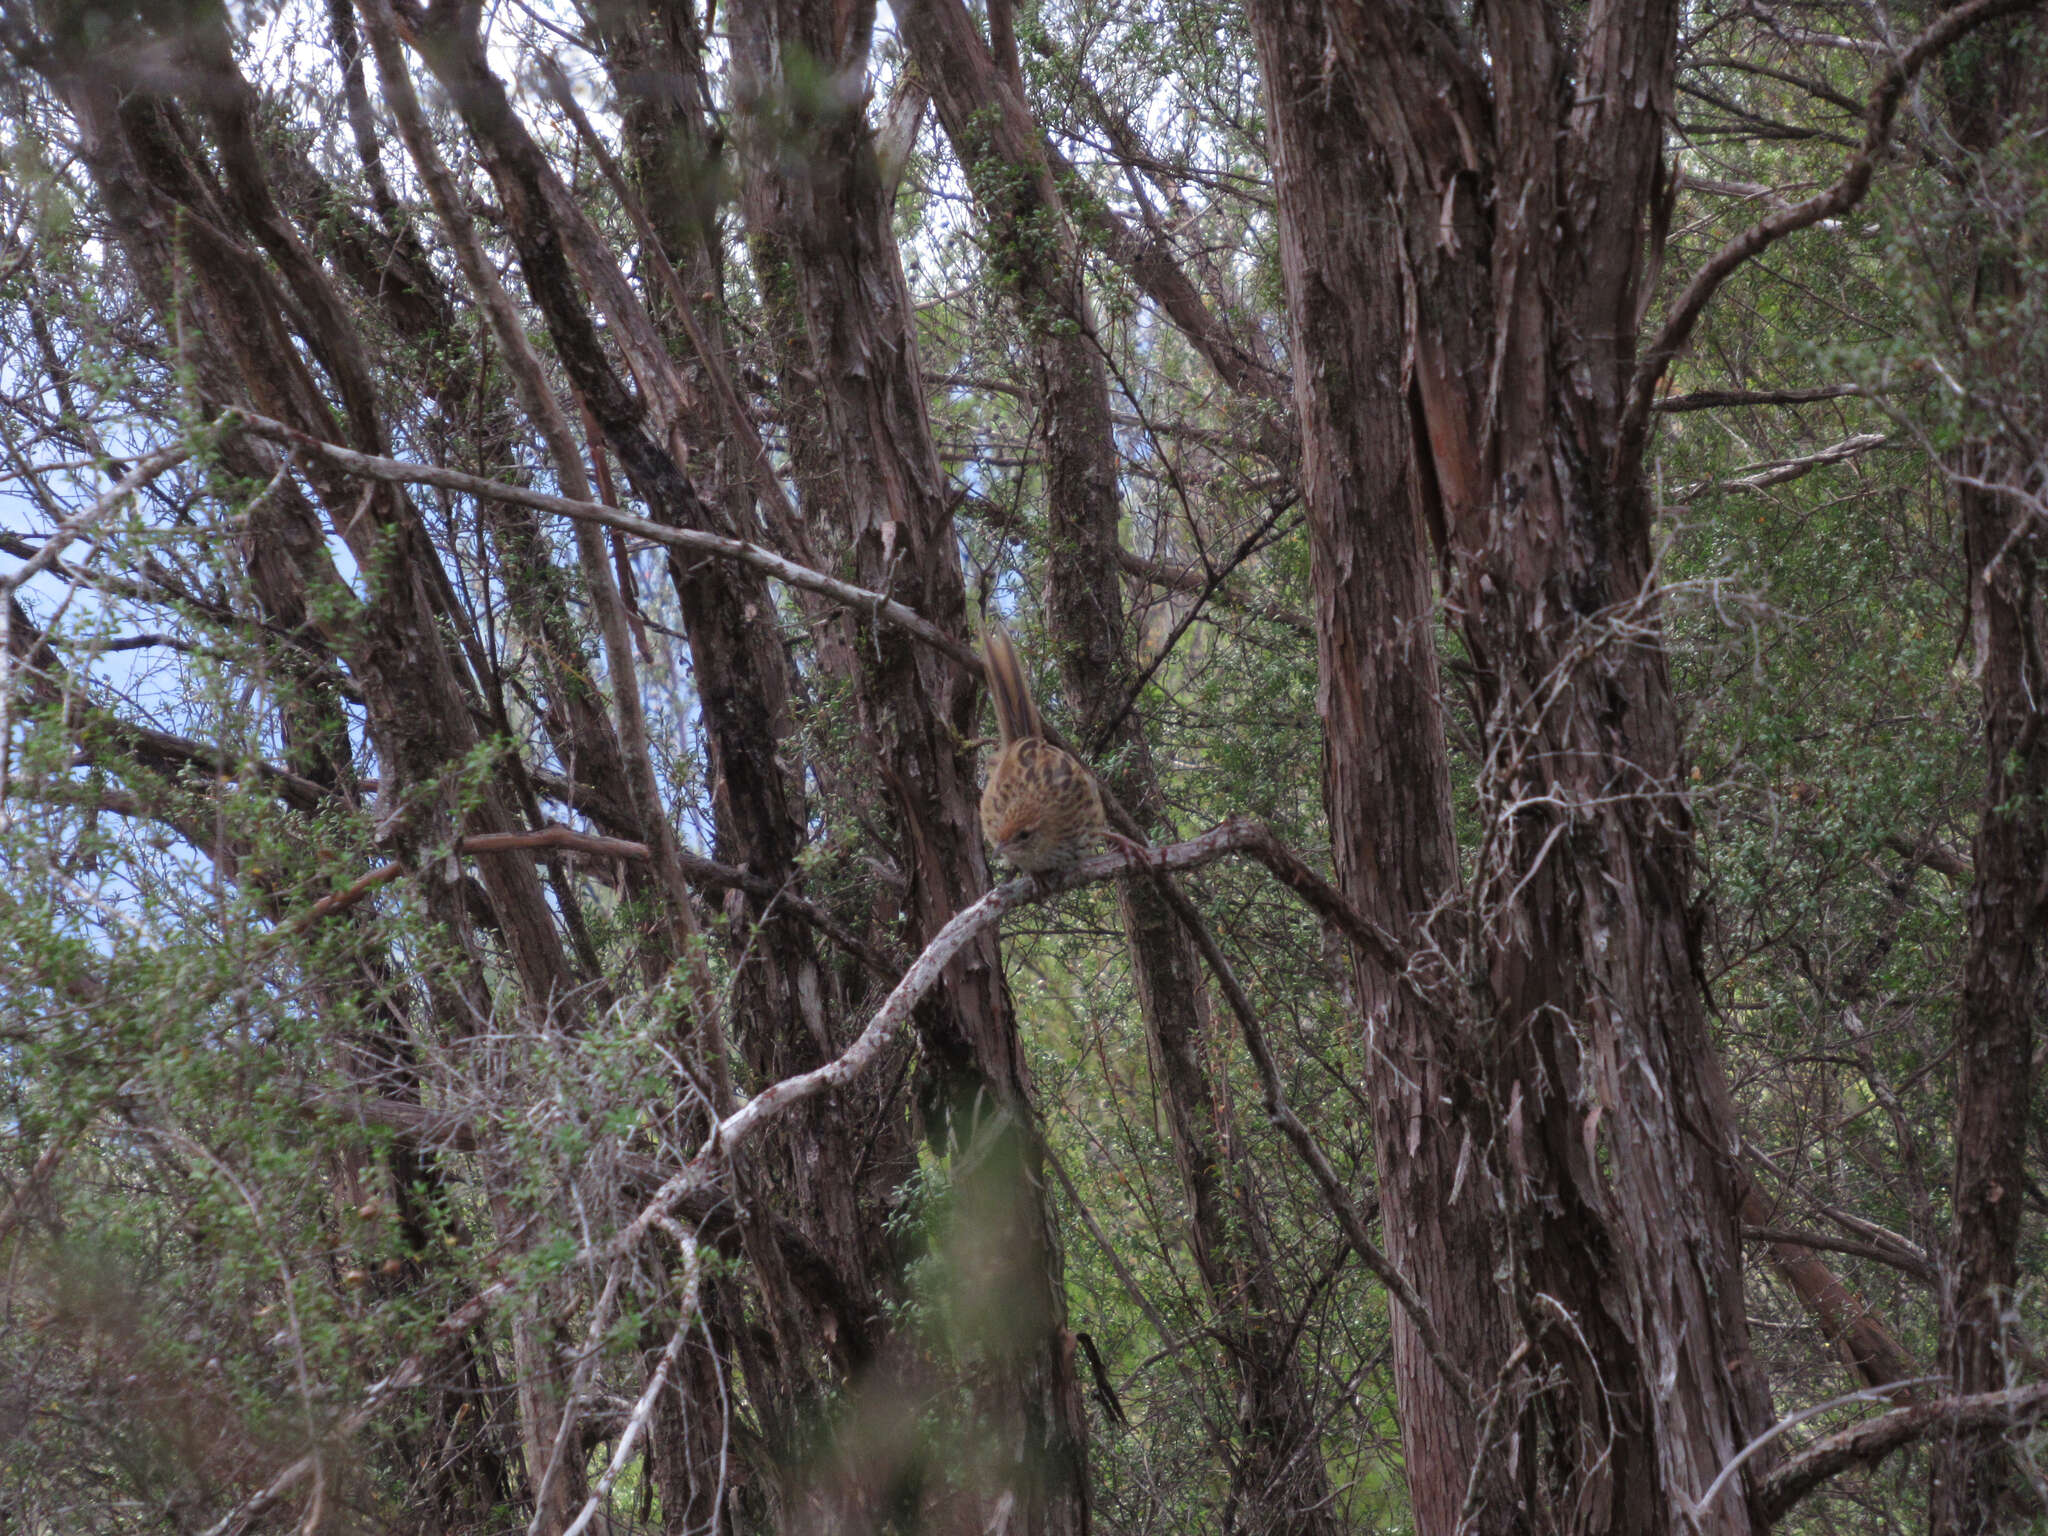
[1666,433,1895,501]
[280,829,652,932]
[1742,1224,1937,1282]
[199,817,1422,1531]
[559,1233,702,1536]
[222,411,982,674]
[1145,866,1477,1410]
[1626,0,2045,452]
[1115,544,1314,633]
[0,443,191,593]
[1655,385,1863,412]
[1758,1381,2048,1522]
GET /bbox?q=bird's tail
[981,622,1043,746]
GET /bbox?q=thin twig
[1145,869,1478,1412]
[559,1232,703,1536]
[0,443,191,594]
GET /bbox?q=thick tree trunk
[1928,28,2047,1531]
[726,1,1092,1526]
[396,3,938,1523]
[1254,0,1774,1527]
[1938,464,2047,1531]
[50,43,587,1528]
[1248,4,1526,1529]
[1937,473,2047,1536]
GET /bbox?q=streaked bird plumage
[979,624,1117,873]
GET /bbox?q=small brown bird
[979,624,1145,873]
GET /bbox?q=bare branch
[221,411,982,674]
[559,1233,703,1536]
[708,817,1412,1169]
[0,443,191,594]
[1695,1377,1941,1521]
[1144,866,1478,1411]
[1627,0,2046,450]
[1655,385,1863,413]
[1114,544,1314,633]
[458,828,651,859]
[1759,1382,2048,1521]
[1666,433,1896,501]
[189,816,1434,1526]
[1742,1224,1937,1282]
[282,830,652,932]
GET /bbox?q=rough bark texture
[25,0,2028,1527]
[399,1,948,1523]
[1938,486,2048,1535]
[1933,25,2048,1531]
[44,30,592,1524]
[1252,0,1774,1528]
[726,0,1092,1525]
[580,9,932,1518]
[1247,4,1534,1530]
[1744,1184,1924,1394]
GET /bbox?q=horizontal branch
[1666,433,1895,501]
[1655,385,1863,413]
[222,410,982,675]
[1687,54,1866,118]
[1115,544,1314,633]
[1883,833,1971,883]
[1742,1223,1936,1282]
[465,768,902,976]
[1744,1139,1936,1279]
[283,828,652,933]
[1759,1381,2048,1521]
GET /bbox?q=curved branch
[1758,1381,2048,1522]
[1144,866,1478,1410]
[1626,0,2045,452]
[710,817,1416,1156]
[204,817,1433,1529]
[1742,1224,1936,1282]
[1666,432,1895,501]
